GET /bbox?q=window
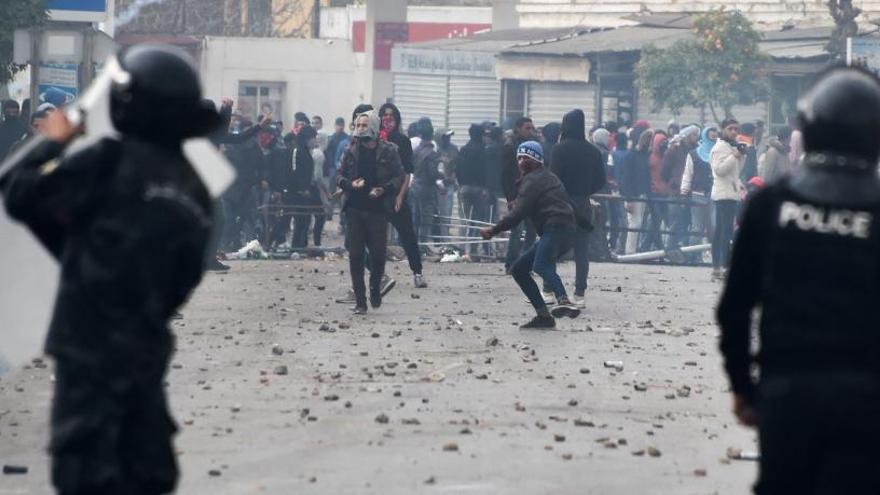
[237,81,285,125]
[502,80,527,123]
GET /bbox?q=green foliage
[636,9,769,122]
[0,0,48,85]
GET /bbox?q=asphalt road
[0,258,758,494]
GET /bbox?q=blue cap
[517,140,544,164]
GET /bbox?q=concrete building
[516,0,880,29]
[391,17,839,137]
[199,36,366,126]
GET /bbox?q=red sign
[374,22,409,70]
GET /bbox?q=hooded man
[290,125,324,248]
[550,109,606,307]
[458,123,491,255]
[481,141,581,329]
[410,118,444,244]
[378,102,427,288]
[502,117,539,272]
[337,111,405,314]
[662,125,701,250]
[435,127,459,237]
[0,45,220,494]
[0,100,27,160]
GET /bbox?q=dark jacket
[661,140,693,193]
[411,140,443,194]
[619,148,652,197]
[541,122,561,169]
[378,103,413,174]
[718,159,880,404]
[687,149,713,195]
[1,136,212,370]
[492,167,574,236]
[290,126,317,191]
[337,140,404,212]
[457,124,488,188]
[550,110,606,198]
[0,117,27,161]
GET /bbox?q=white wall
[200,36,367,128]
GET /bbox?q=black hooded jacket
[550,110,606,198]
[541,122,561,168]
[378,103,414,174]
[457,123,488,188]
[290,125,317,191]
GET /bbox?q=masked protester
[410,117,444,244]
[377,102,428,289]
[0,45,222,495]
[718,66,880,495]
[481,141,581,329]
[289,125,323,248]
[337,111,405,314]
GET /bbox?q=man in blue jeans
[482,141,580,329]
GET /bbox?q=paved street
[0,259,758,494]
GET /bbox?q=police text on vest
[778,201,872,239]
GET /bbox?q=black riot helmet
[798,66,880,165]
[110,44,222,143]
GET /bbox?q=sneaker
[352,305,367,315]
[413,274,428,289]
[380,275,397,296]
[335,289,356,304]
[207,258,230,272]
[551,297,581,319]
[520,314,556,330]
[525,292,556,305]
[571,295,586,308]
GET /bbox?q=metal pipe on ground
[614,243,711,263]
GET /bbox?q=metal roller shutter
[447,76,501,147]
[393,73,448,130]
[527,82,598,129]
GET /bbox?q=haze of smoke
[115,0,170,28]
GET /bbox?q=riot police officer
[718,66,880,494]
[0,45,222,494]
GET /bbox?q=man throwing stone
[481,141,580,329]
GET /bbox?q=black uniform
[0,44,220,495]
[718,67,880,495]
[1,137,212,494]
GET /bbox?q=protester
[718,66,880,494]
[0,45,220,495]
[608,131,630,253]
[710,118,746,280]
[457,123,491,254]
[481,141,580,329]
[620,128,654,254]
[643,131,671,251]
[681,127,717,250]
[757,127,792,183]
[550,109,606,307]
[337,111,405,314]
[0,100,27,160]
[378,102,428,289]
[410,117,444,244]
[435,127,459,238]
[541,122,561,168]
[502,117,538,273]
[662,125,700,250]
[738,122,760,182]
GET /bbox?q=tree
[636,9,768,123]
[0,0,48,85]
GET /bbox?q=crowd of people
[0,90,805,287]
